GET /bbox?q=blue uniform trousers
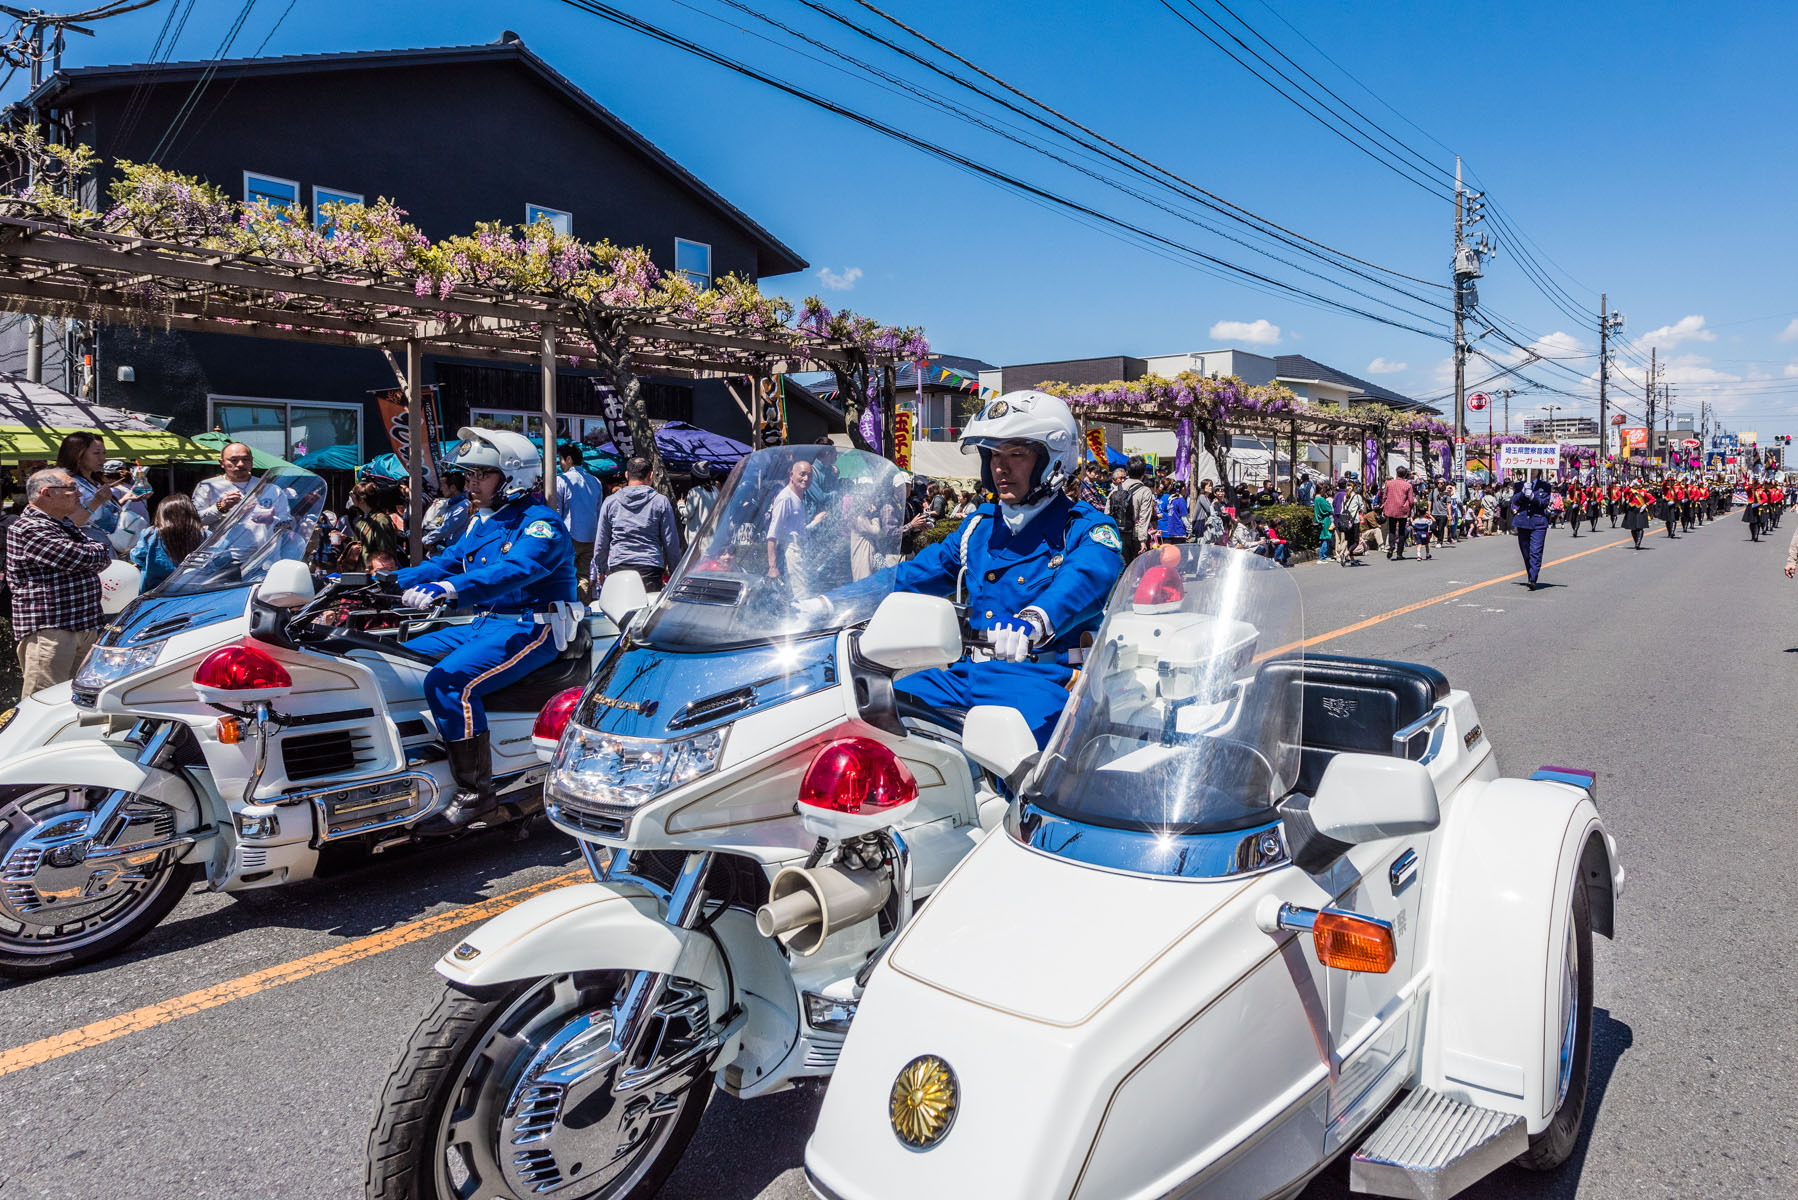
[897,659,1076,749]
[405,615,560,741]
[1515,525,1547,584]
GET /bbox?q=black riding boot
[421,731,496,832]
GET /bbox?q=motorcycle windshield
[157,467,326,597]
[637,446,909,650]
[1029,544,1304,834]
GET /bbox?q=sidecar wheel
[1516,878,1593,1171]
[0,785,200,979]
[367,972,713,1200]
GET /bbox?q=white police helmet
[960,389,1080,503]
[450,426,542,502]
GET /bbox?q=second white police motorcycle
[367,447,1016,1200]
[807,544,1626,1200]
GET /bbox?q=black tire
[0,784,202,980]
[367,974,712,1200]
[1517,878,1593,1171]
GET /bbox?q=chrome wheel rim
[434,974,711,1199]
[1554,917,1579,1109]
[0,786,183,956]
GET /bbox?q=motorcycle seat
[1263,653,1449,796]
[486,626,594,714]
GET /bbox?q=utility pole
[1451,157,1492,493]
[1597,298,1623,482]
[1644,347,1656,474]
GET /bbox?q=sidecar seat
[1263,653,1449,797]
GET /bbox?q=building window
[675,238,712,289]
[525,204,572,235]
[207,394,362,465]
[244,171,299,210]
[313,185,363,233]
[469,408,611,445]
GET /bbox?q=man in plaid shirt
[7,468,112,697]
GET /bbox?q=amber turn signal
[216,716,242,745]
[1312,910,1396,974]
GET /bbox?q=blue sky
[18,0,1798,433]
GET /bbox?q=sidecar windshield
[158,467,325,596]
[636,446,908,651]
[1029,544,1304,834]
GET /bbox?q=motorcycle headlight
[74,639,166,691]
[548,724,728,810]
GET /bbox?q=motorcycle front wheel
[367,971,714,1200]
[0,784,200,979]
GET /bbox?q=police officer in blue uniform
[382,427,579,830]
[1510,472,1553,592]
[869,390,1124,747]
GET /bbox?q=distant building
[999,349,1438,415]
[1522,416,1600,439]
[2,33,806,464]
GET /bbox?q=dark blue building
[5,32,822,464]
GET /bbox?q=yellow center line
[1266,535,1631,658]
[0,529,1654,1077]
[0,868,584,1079]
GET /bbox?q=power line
[1155,0,1455,202]
[555,0,1451,340]
[146,0,257,163]
[811,0,1449,292]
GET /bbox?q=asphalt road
[3,511,1795,1199]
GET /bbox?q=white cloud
[1209,318,1282,345]
[815,265,863,291]
[1778,319,1798,343]
[1366,356,1407,375]
[1641,314,1716,349]
[1783,363,1798,378]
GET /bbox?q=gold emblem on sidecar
[890,1054,958,1149]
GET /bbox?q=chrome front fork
[597,849,718,1096]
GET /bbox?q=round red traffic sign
[1468,392,1488,411]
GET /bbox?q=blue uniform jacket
[1510,479,1553,531]
[895,493,1123,658]
[393,494,576,618]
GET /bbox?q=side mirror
[1309,753,1440,843]
[255,559,316,609]
[860,593,961,676]
[961,705,1037,781]
[598,570,649,627]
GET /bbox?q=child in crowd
[1411,499,1434,561]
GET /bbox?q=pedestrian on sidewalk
[6,468,113,697]
[595,456,682,595]
[1411,499,1434,562]
[554,444,603,599]
[1511,473,1552,590]
[1381,467,1414,559]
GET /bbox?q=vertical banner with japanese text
[1085,427,1108,464]
[893,410,913,471]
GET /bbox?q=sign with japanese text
[1621,427,1647,451]
[1498,442,1560,472]
[1085,427,1108,463]
[893,410,913,471]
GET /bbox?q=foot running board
[1349,1088,1526,1200]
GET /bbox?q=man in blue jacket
[383,427,579,830]
[866,391,1123,747]
[1511,473,1553,591]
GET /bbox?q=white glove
[402,580,456,609]
[987,615,1041,663]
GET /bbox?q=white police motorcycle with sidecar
[0,466,609,979]
[807,543,1626,1200]
[366,447,1020,1200]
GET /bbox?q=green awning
[0,424,216,465]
